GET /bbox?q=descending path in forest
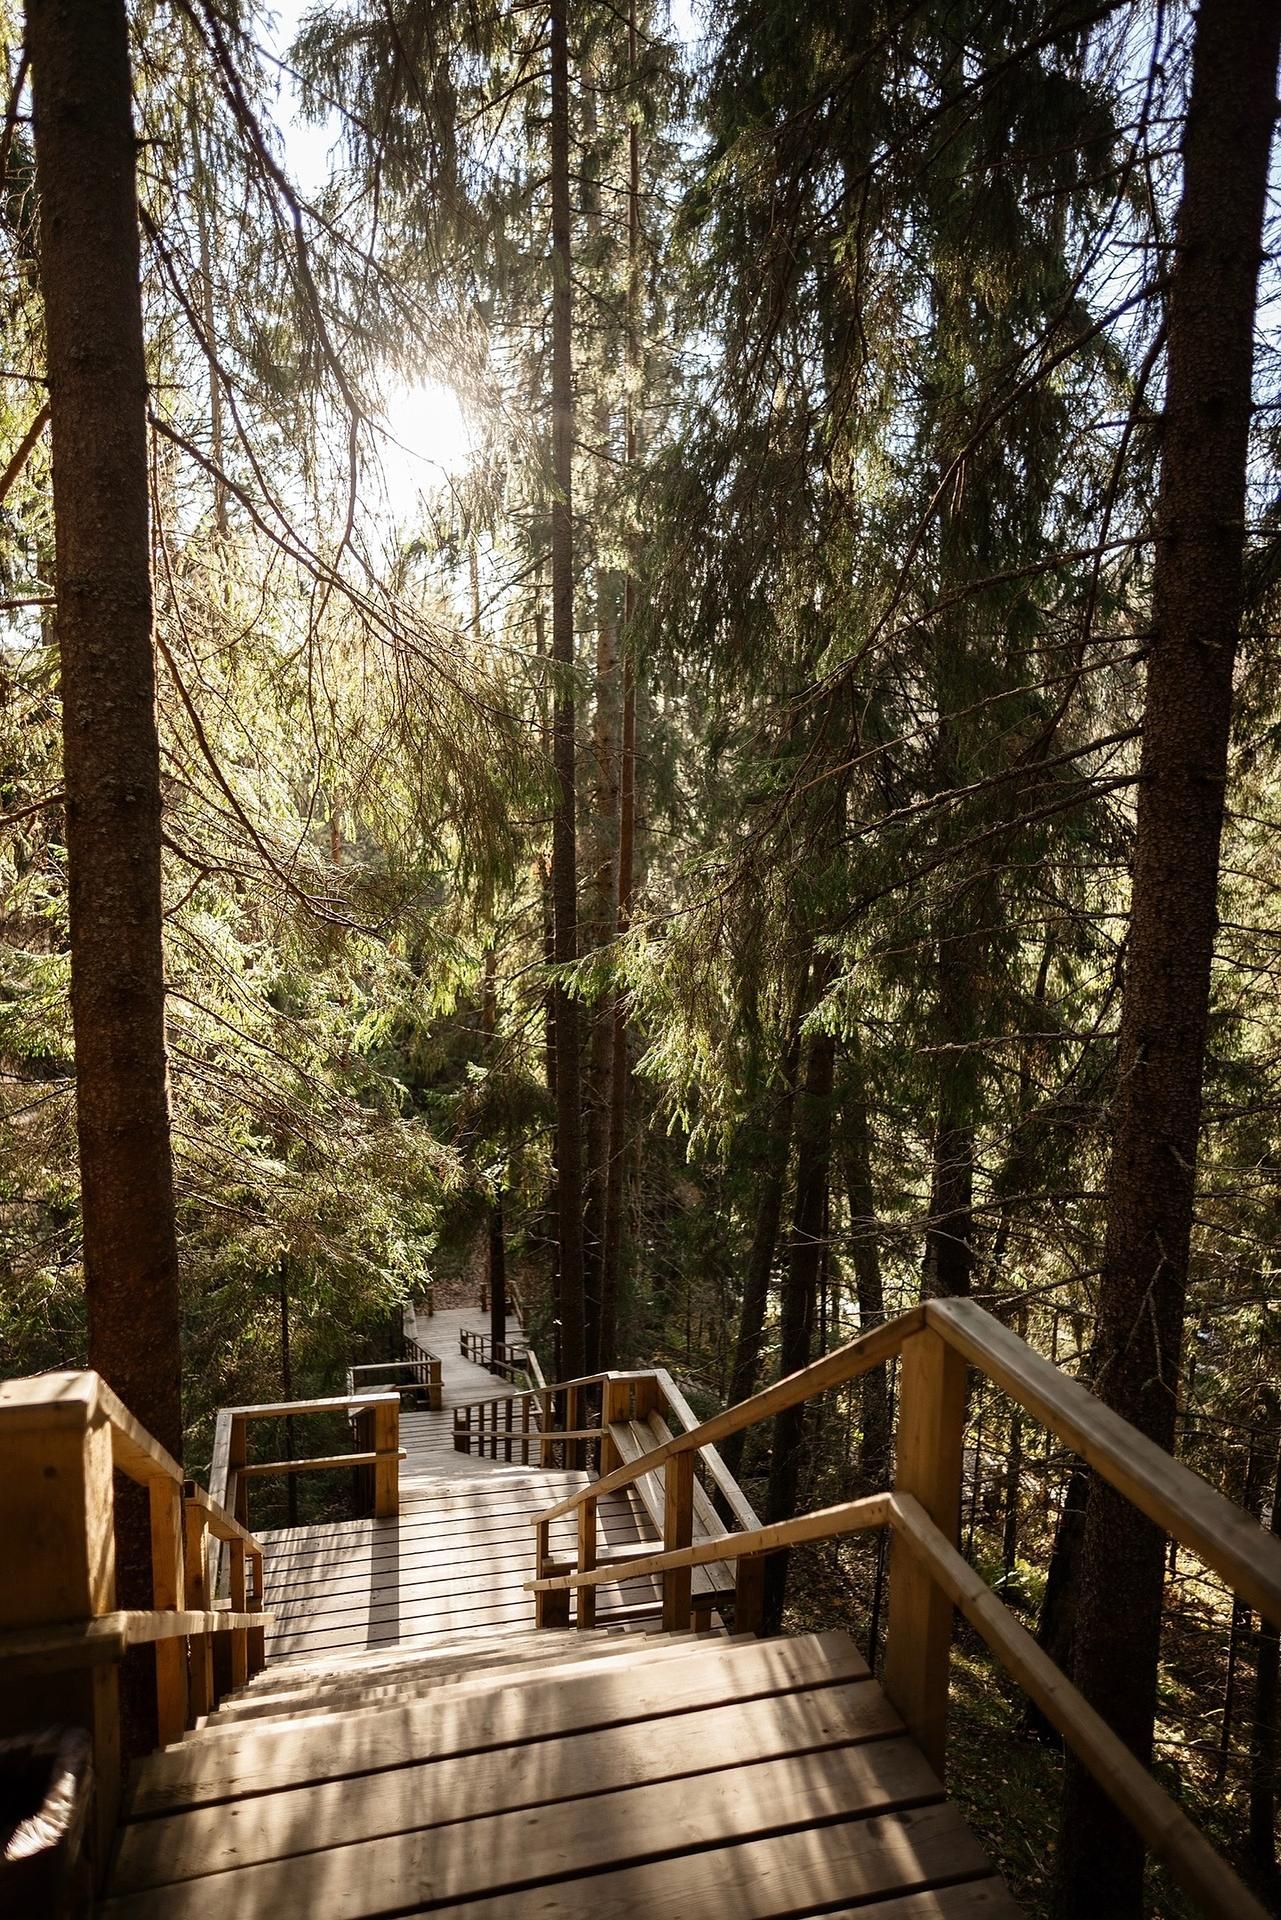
[11,1298,1275,1918]
[102,1296,1020,1919]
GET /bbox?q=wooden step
[203,1632,733,1730]
[110,1695,929,1909]
[128,1631,871,1815]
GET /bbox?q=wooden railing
[346,1335,442,1410]
[529,1298,1281,1920]
[0,1370,270,1886]
[209,1389,402,1559]
[459,1324,531,1383]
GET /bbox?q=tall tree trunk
[842,1037,889,1491]
[598,9,641,1370]
[762,1004,836,1632]
[29,0,184,1758]
[720,1026,802,1483]
[548,0,585,1379]
[483,949,508,1363]
[1250,1431,1281,1880]
[922,913,978,1299]
[1056,9,1281,1912]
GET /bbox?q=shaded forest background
[3,0,1281,1912]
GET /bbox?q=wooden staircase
[5,1294,1281,1917]
[103,1624,1017,1918]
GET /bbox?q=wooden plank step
[261,1567,663,1641]
[203,1633,737,1731]
[257,1510,652,1575]
[381,1810,1008,1920]
[129,1630,869,1814]
[113,1675,899,1893]
[260,1584,664,1657]
[241,1624,561,1684]
[108,1728,942,1915]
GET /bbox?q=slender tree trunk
[1250,1433,1281,1879]
[483,949,508,1363]
[598,14,641,1370]
[547,0,586,1379]
[720,1029,802,1483]
[29,0,183,1726]
[843,1038,889,1491]
[280,1261,297,1526]
[1057,10,1281,1911]
[763,1009,836,1632]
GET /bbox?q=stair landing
[258,1306,663,1664]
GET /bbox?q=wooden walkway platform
[100,1299,1020,1916]
[257,1305,665,1663]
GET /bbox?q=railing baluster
[662,1450,694,1631]
[883,1325,966,1778]
[577,1497,597,1629]
[148,1475,188,1745]
[183,1499,215,1719]
[228,1540,249,1690]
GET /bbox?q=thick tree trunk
[29,0,184,1759]
[548,0,585,1379]
[842,1038,889,1492]
[762,1014,836,1632]
[30,0,183,1448]
[1056,8,1281,1912]
[720,1031,802,1483]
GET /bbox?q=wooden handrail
[534,1315,920,1525]
[527,1488,1265,1920]
[928,1296,1281,1625]
[527,1301,1281,1920]
[530,1303,1281,1629]
[0,1369,270,1887]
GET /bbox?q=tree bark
[29,0,184,1759]
[842,1037,889,1491]
[1056,7,1281,1911]
[548,0,585,1379]
[720,1028,802,1483]
[1250,1433,1281,1880]
[598,14,641,1371]
[762,1008,836,1632]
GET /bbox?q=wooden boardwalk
[101,1299,1020,1917]
[258,1305,664,1663]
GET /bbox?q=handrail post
[148,1475,188,1745]
[0,1375,121,1876]
[566,1383,583,1471]
[535,1517,569,1628]
[735,1552,766,1635]
[183,1497,215,1718]
[883,1324,966,1778]
[373,1395,399,1518]
[521,1392,531,1466]
[248,1545,266,1675]
[577,1497,597,1629]
[662,1449,695,1631]
[600,1377,628,1475]
[228,1540,249,1689]
[429,1357,442,1412]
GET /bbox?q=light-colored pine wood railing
[528,1298,1281,1920]
[0,1369,271,1888]
[459,1325,532,1383]
[209,1389,402,1564]
[346,1335,443,1410]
